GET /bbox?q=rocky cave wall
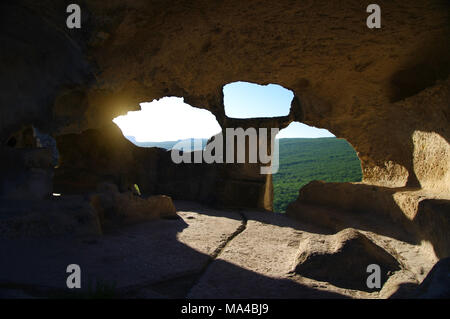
[53,122,276,210]
[1,1,449,214]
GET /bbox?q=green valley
[273,138,362,212]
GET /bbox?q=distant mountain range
[125,136,208,151]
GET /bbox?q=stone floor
[0,201,438,299]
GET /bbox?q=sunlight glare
[113,97,222,142]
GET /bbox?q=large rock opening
[3,1,448,194]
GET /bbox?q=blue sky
[113,82,334,141]
[224,82,292,118]
[224,82,334,138]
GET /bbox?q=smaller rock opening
[223,81,293,118]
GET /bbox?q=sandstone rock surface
[91,182,177,225]
[91,184,176,224]
[185,208,436,299]
[291,228,400,292]
[287,181,450,259]
[0,202,440,299]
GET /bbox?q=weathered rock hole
[292,229,401,292]
[113,96,222,149]
[223,81,293,118]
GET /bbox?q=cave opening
[222,81,363,212]
[273,122,363,213]
[110,86,363,212]
[223,81,293,118]
[108,96,224,203]
[52,97,223,199]
[113,96,222,150]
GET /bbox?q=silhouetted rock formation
[91,182,177,226]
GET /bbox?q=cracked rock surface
[0,201,439,298]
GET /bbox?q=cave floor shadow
[174,200,441,299]
[0,202,350,299]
